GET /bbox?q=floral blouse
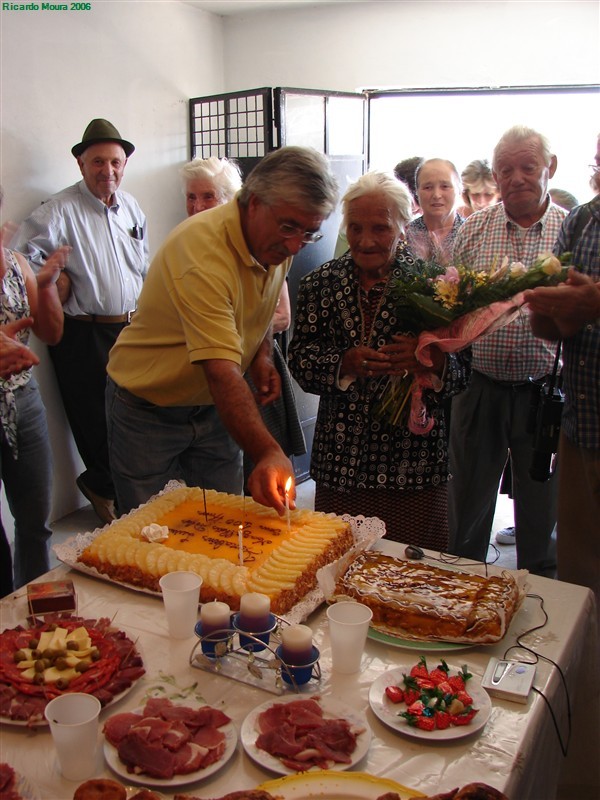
[288,245,471,492]
[1,249,32,456]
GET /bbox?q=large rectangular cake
[333,551,521,643]
[78,487,353,614]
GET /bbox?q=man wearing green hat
[14,119,148,524]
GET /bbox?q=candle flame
[284,476,292,494]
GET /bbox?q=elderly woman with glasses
[289,172,470,550]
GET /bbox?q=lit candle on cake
[239,592,271,632]
[238,524,244,567]
[280,624,313,665]
[284,476,292,534]
[200,601,231,635]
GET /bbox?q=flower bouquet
[376,252,571,434]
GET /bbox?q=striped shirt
[453,200,566,382]
[553,195,600,449]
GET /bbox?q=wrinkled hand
[524,269,600,338]
[0,321,39,378]
[249,356,281,406]
[247,451,296,516]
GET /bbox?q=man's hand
[0,321,39,378]
[524,269,600,339]
[247,451,296,516]
[249,355,281,406]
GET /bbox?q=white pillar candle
[239,592,271,632]
[200,601,231,635]
[280,624,313,665]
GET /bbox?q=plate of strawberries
[368,656,492,741]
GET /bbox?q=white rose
[509,261,527,277]
[538,253,562,275]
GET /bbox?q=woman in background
[458,159,500,218]
[1,210,69,593]
[289,172,470,550]
[407,158,464,264]
[181,155,242,215]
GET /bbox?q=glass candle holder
[232,611,277,652]
[276,644,320,686]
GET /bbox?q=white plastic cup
[159,571,202,639]
[44,693,101,781]
[326,601,373,674]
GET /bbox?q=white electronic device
[481,658,536,704]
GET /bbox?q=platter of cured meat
[241,695,371,776]
[103,697,237,787]
[0,615,145,727]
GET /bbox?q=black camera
[527,377,564,482]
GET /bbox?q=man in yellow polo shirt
[106,147,338,516]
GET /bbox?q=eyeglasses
[277,222,323,244]
[266,206,323,244]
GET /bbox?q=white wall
[1,0,598,532]
[221,0,599,91]
[1,0,225,525]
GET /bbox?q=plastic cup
[44,693,101,781]
[159,571,202,639]
[326,601,373,674]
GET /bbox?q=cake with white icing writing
[78,486,353,614]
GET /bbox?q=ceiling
[185,0,344,16]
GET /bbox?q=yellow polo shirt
[107,199,289,406]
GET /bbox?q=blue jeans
[106,378,243,514]
[0,378,53,588]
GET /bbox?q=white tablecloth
[1,543,599,800]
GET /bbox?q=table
[1,542,599,800]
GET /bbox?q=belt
[476,370,549,390]
[66,312,135,324]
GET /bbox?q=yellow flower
[434,280,460,309]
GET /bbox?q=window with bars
[188,87,274,162]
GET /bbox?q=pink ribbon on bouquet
[407,294,526,436]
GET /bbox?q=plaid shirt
[553,195,600,449]
[453,200,566,382]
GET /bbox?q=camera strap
[548,340,562,392]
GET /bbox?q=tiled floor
[48,479,517,571]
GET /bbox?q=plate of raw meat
[103,697,237,786]
[241,695,370,775]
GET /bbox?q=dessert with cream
[333,551,521,643]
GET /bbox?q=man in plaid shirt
[448,125,566,575]
[524,136,600,626]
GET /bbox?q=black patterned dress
[288,244,471,551]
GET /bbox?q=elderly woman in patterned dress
[288,172,470,550]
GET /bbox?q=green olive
[28,638,39,650]
[34,660,46,673]
[30,649,42,660]
[55,678,70,690]
[42,648,55,660]
[90,648,101,662]
[66,641,79,651]
[47,623,57,631]
[32,673,45,685]
[13,650,27,663]
[54,657,68,671]
[75,660,91,673]
[53,648,67,659]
